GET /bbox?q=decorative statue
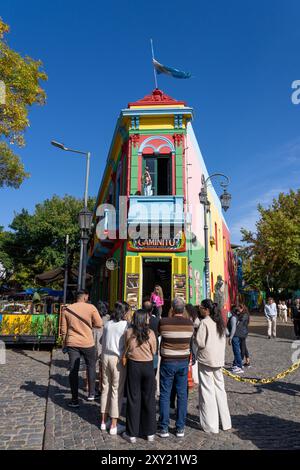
[214,275,225,309]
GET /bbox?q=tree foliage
[0,17,47,188]
[0,195,96,287]
[241,190,300,293]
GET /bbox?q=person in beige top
[122,309,157,444]
[61,290,103,407]
[196,298,231,434]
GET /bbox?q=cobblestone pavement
[1,316,300,450]
[0,348,50,450]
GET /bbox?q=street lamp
[199,173,231,299]
[51,140,91,290]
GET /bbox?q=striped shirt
[158,316,194,362]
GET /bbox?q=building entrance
[142,257,172,317]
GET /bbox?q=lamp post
[199,173,231,299]
[51,140,92,290]
[63,234,69,304]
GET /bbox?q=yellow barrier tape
[222,360,300,384]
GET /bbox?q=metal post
[84,152,91,209]
[81,232,89,290]
[203,200,211,299]
[78,233,84,291]
[63,234,69,304]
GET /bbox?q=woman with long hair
[100,301,128,435]
[122,309,157,443]
[150,285,164,318]
[196,298,231,434]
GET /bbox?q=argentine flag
[153,59,192,79]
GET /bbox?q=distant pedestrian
[100,301,128,435]
[292,298,300,339]
[158,297,193,439]
[228,306,244,374]
[61,290,103,408]
[122,309,157,443]
[196,299,231,434]
[278,300,288,323]
[264,297,277,339]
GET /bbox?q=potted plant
[39,316,57,344]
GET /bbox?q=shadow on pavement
[13,348,50,367]
[249,324,295,340]
[231,413,300,449]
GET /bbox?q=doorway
[142,257,172,317]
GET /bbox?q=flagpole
[150,38,158,89]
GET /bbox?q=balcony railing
[128,195,184,225]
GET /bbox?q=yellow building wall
[207,194,225,296]
[139,116,186,130]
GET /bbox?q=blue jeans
[159,360,189,431]
[232,336,243,369]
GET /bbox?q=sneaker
[68,400,79,408]
[87,395,95,401]
[122,432,137,443]
[235,368,244,374]
[176,429,185,438]
[147,435,155,442]
[157,430,169,438]
[109,424,126,435]
[231,366,241,373]
[100,421,110,431]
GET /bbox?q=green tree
[241,190,300,293]
[0,226,13,282]
[0,18,47,188]
[1,195,96,286]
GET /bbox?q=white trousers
[267,316,277,337]
[198,363,232,434]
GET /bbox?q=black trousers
[68,346,96,401]
[126,359,156,437]
[294,320,300,337]
[239,337,249,360]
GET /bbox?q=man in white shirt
[264,297,277,339]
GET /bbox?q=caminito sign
[128,235,185,252]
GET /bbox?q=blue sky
[1,0,300,243]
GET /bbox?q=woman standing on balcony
[143,166,152,196]
[150,285,164,319]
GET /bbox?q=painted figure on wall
[214,275,225,310]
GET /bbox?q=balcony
[128,195,184,225]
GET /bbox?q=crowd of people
[263,297,300,340]
[61,288,232,442]
[60,288,300,443]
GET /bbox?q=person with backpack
[61,290,103,408]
